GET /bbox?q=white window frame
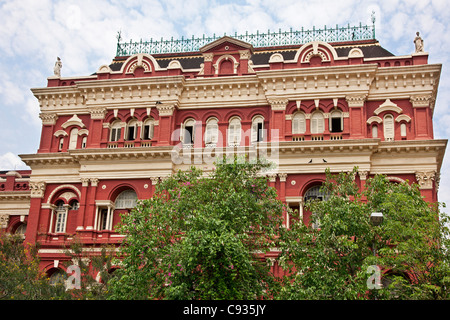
[251,115,264,143]
[311,111,325,134]
[181,118,196,145]
[205,117,219,146]
[126,119,138,141]
[292,112,306,134]
[383,114,395,141]
[329,110,343,133]
[142,118,155,140]
[110,121,122,142]
[228,117,241,146]
[68,128,78,150]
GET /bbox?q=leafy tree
[62,238,116,299]
[0,233,67,299]
[108,156,288,300]
[278,167,450,300]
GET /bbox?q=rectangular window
[55,210,66,233]
[331,117,342,132]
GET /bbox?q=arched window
[400,123,407,137]
[68,128,78,149]
[292,112,306,134]
[81,136,87,149]
[14,223,27,238]
[49,269,67,286]
[126,119,138,141]
[205,117,219,146]
[330,110,343,133]
[372,125,379,138]
[251,115,264,143]
[142,118,155,140]
[110,121,122,142]
[181,118,195,145]
[58,137,64,151]
[304,185,330,229]
[70,200,79,210]
[115,190,138,209]
[228,117,241,146]
[55,200,67,233]
[384,114,395,141]
[311,112,325,134]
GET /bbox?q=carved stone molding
[410,95,432,108]
[89,107,107,120]
[278,173,287,182]
[345,94,367,108]
[156,104,176,116]
[29,181,46,198]
[90,178,99,187]
[415,171,436,189]
[150,177,160,185]
[203,53,214,62]
[358,171,369,181]
[267,173,277,182]
[239,50,251,60]
[39,113,58,125]
[268,98,289,111]
[0,214,9,229]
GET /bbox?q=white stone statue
[414,32,424,53]
[54,57,62,77]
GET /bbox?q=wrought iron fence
[116,23,375,56]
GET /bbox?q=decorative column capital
[358,171,369,181]
[415,171,436,189]
[89,107,107,120]
[156,104,176,116]
[39,113,58,125]
[267,173,277,182]
[410,95,433,108]
[29,181,46,198]
[345,94,367,108]
[268,98,288,111]
[89,178,99,187]
[278,173,288,182]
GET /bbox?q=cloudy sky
[0,0,449,210]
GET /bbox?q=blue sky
[0,0,449,210]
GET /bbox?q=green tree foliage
[108,156,288,300]
[0,234,66,299]
[278,167,450,300]
[62,238,116,299]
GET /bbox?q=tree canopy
[108,156,288,300]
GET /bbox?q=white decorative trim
[367,116,383,124]
[54,130,68,137]
[374,99,403,115]
[61,114,86,129]
[46,184,82,203]
[395,114,411,123]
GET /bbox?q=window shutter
[384,115,394,141]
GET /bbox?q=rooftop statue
[414,31,424,53]
[53,57,62,77]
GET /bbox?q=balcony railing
[116,22,376,56]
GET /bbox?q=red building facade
[0,25,446,280]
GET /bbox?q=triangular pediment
[200,36,254,53]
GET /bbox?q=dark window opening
[331,117,342,133]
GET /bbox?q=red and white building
[0,25,446,279]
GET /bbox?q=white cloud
[0,152,27,170]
